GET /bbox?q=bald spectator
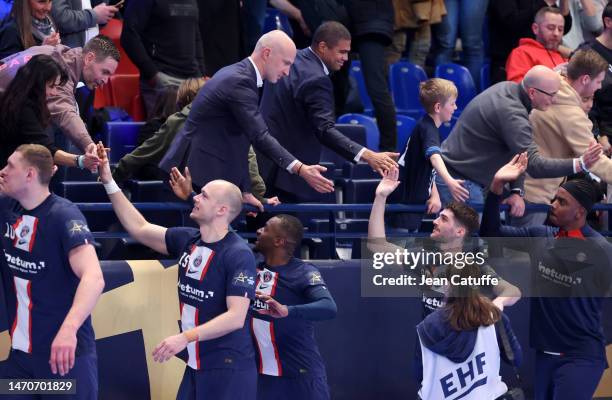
[520,48,610,226]
[437,65,601,217]
[506,7,568,82]
[160,30,334,209]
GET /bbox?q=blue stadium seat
[0,1,11,24]
[344,178,380,218]
[102,122,145,163]
[337,113,380,151]
[439,115,459,142]
[306,218,369,259]
[263,8,293,37]
[320,124,368,173]
[127,180,177,202]
[61,181,107,202]
[349,60,374,115]
[480,63,491,92]
[389,61,427,116]
[342,163,378,179]
[396,115,417,153]
[434,63,477,111]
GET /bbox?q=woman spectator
[0,0,61,59]
[414,263,522,400]
[0,54,97,171]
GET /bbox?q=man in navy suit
[258,21,399,202]
[160,30,334,206]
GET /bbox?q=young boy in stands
[391,78,468,231]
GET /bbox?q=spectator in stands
[0,34,120,156]
[0,0,61,59]
[0,55,98,171]
[136,85,178,146]
[414,262,522,400]
[482,154,612,400]
[345,0,398,152]
[488,0,572,85]
[391,78,466,231]
[112,77,205,183]
[506,7,568,83]
[160,30,334,208]
[259,21,398,203]
[586,2,612,156]
[385,0,446,68]
[251,214,337,400]
[121,0,205,118]
[564,0,606,49]
[51,0,119,48]
[431,0,488,88]
[437,65,601,217]
[523,48,610,227]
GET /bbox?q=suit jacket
[159,58,296,191]
[258,47,363,200]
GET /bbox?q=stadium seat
[434,63,477,111]
[344,178,380,218]
[127,180,176,202]
[107,74,142,120]
[263,8,294,37]
[60,181,108,203]
[349,60,374,115]
[480,63,491,92]
[389,61,427,116]
[102,122,145,163]
[395,115,417,153]
[439,115,459,142]
[337,113,380,151]
[342,163,378,179]
[319,124,368,173]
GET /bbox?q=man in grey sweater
[436,65,601,217]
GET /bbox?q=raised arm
[367,167,404,254]
[96,142,169,254]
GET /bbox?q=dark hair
[83,34,120,62]
[15,144,54,184]
[311,21,351,49]
[444,264,501,331]
[567,48,608,80]
[274,214,304,253]
[0,54,68,136]
[10,0,38,50]
[603,1,612,26]
[534,6,563,24]
[443,201,480,237]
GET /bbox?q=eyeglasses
[532,87,557,97]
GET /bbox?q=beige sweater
[526,77,612,204]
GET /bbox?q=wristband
[182,329,199,343]
[103,180,121,195]
[77,155,85,169]
[579,156,590,174]
[297,163,303,176]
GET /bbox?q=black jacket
[345,0,394,44]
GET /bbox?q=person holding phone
[51,0,120,48]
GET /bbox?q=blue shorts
[176,366,257,400]
[534,352,606,400]
[0,349,98,400]
[257,374,330,400]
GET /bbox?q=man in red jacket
[506,6,567,83]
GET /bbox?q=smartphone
[112,0,124,8]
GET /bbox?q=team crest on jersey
[12,215,38,252]
[309,271,323,285]
[185,246,214,281]
[263,271,273,283]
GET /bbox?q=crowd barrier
[0,259,610,399]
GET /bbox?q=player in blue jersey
[0,144,105,399]
[251,214,337,400]
[96,143,257,400]
[481,153,612,400]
